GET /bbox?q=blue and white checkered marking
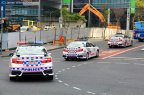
[23,61,41,67]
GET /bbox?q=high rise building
[71,0,132,29]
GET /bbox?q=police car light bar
[17,41,44,45]
[79,39,88,41]
[34,41,44,44]
[17,42,28,44]
[74,39,79,41]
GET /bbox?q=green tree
[100,5,111,22]
[61,7,86,43]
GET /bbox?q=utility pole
[38,0,41,41]
[1,6,3,55]
[60,0,63,36]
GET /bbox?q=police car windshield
[17,48,47,55]
[67,42,83,48]
[111,35,123,39]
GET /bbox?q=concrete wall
[1,28,133,49]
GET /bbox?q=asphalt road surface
[1,40,144,95]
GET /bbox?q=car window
[89,43,94,47]
[17,48,47,55]
[86,43,91,47]
[67,42,84,48]
[111,35,123,39]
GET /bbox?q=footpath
[0,38,104,57]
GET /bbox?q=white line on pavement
[67,68,70,70]
[62,69,65,71]
[64,83,69,86]
[56,73,59,75]
[134,63,144,65]
[72,66,76,68]
[116,63,130,64]
[83,63,87,64]
[86,91,96,94]
[77,64,81,66]
[58,80,62,83]
[58,71,61,73]
[55,78,58,80]
[97,62,111,63]
[55,75,57,77]
[73,87,81,91]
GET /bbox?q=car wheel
[130,41,133,46]
[109,46,112,48]
[48,75,53,80]
[138,39,143,42]
[96,50,99,57]
[65,58,69,61]
[123,43,126,48]
[10,77,15,81]
[86,53,89,60]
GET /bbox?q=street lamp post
[50,11,54,25]
[1,6,3,55]
[60,0,63,36]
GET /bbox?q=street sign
[59,17,63,23]
[131,0,136,14]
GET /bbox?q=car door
[86,42,95,57]
[89,43,97,57]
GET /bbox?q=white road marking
[86,91,96,94]
[116,63,130,64]
[58,80,62,83]
[134,63,144,65]
[67,68,70,70]
[55,75,57,77]
[55,78,58,80]
[56,73,59,75]
[64,83,69,86]
[73,87,81,90]
[111,57,144,59]
[97,62,110,63]
[58,71,61,73]
[72,66,76,68]
[83,63,87,64]
[62,69,65,71]
[77,64,81,66]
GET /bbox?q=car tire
[139,39,143,42]
[109,46,112,48]
[48,75,53,80]
[123,43,126,48]
[96,50,99,57]
[86,53,89,60]
[10,77,15,81]
[130,41,133,46]
[65,58,69,61]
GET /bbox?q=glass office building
[5,0,60,21]
[72,0,131,29]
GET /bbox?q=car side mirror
[16,54,20,57]
[9,53,14,57]
[48,53,51,56]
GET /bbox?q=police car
[63,39,99,60]
[9,41,54,80]
[108,33,133,48]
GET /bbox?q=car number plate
[27,62,37,65]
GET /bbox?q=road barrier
[0,28,133,50]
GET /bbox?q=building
[5,0,61,21]
[71,0,132,30]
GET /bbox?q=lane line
[55,78,58,80]
[102,45,144,59]
[73,87,81,91]
[55,75,57,77]
[56,73,59,75]
[58,80,62,83]
[67,68,70,70]
[97,62,111,63]
[116,63,130,64]
[72,66,76,68]
[64,83,69,86]
[77,64,81,66]
[87,91,96,94]
[58,71,61,73]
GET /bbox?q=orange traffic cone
[52,40,55,46]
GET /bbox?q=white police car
[63,39,99,60]
[108,33,133,48]
[9,41,54,80]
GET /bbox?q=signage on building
[0,0,5,17]
[63,0,70,4]
[4,0,32,5]
[131,0,135,14]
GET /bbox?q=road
[0,40,144,95]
